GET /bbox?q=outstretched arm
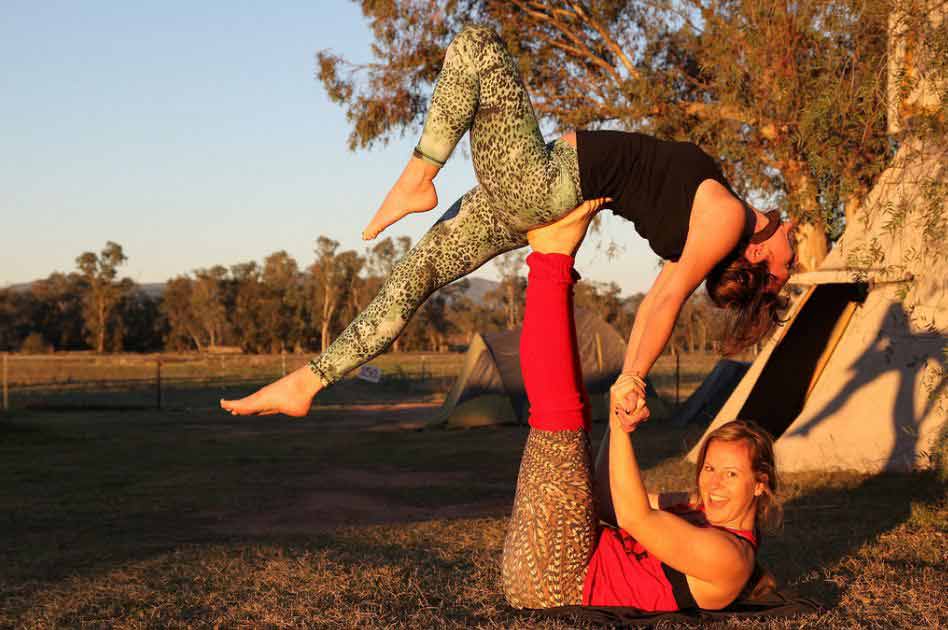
[613,186,745,425]
[607,412,754,606]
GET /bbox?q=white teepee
[688,3,946,472]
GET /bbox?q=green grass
[1,398,945,629]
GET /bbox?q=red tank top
[581,504,758,611]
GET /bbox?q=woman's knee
[446,24,502,66]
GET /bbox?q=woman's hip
[479,137,584,233]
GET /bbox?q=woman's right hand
[610,373,650,433]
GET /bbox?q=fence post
[156,359,162,410]
[595,333,603,372]
[2,353,8,412]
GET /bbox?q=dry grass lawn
[0,354,944,628]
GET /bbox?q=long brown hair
[706,254,787,355]
[694,419,782,534]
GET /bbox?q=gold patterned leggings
[502,428,598,608]
[308,25,582,386]
[500,252,605,609]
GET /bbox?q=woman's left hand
[610,374,650,432]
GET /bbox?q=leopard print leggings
[309,25,583,385]
[502,428,598,609]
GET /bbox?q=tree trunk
[844,193,862,233]
[784,160,830,271]
[795,222,830,272]
[505,282,519,330]
[189,330,203,352]
[321,292,337,351]
[320,310,333,351]
[97,298,106,353]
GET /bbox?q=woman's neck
[750,207,769,232]
[709,508,758,532]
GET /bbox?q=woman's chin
[704,503,729,521]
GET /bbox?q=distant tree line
[1,239,728,355]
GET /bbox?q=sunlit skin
[744,219,797,292]
[698,439,766,531]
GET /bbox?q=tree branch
[565,1,640,80]
[511,0,625,87]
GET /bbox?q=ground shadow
[2,398,942,625]
[760,470,943,608]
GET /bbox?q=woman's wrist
[616,371,646,386]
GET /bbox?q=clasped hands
[610,372,650,433]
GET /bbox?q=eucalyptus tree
[262,250,306,352]
[162,276,204,351]
[29,272,86,350]
[318,0,900,269]
[75,241,130,353]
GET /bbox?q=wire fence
[0,352,465,411]
[0,351,720,413]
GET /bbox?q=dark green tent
[434,308,669,428]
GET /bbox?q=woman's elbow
[613,506,655,535]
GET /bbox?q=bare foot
[362,156,440,240]
[527,197,610,256]
[220,365,323,417]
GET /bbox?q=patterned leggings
[501,253,601,609]
[503,428,597,608]
[309,25,583,385]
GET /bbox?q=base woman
[221,25,795,418]
[502,213,780,610]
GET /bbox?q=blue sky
[0,1,660,294]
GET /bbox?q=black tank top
[576,130,754,261]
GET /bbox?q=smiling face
[697,439,765,530]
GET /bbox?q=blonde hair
[694,419,782,533]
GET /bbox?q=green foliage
[117,291,163,353]
[934,421,948,483]
[75,241,131,353]
[28,273,87,351]
[316,0,923,262]
[18,332,53,354]
[0,288,35,351]
[9,236,793,356]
